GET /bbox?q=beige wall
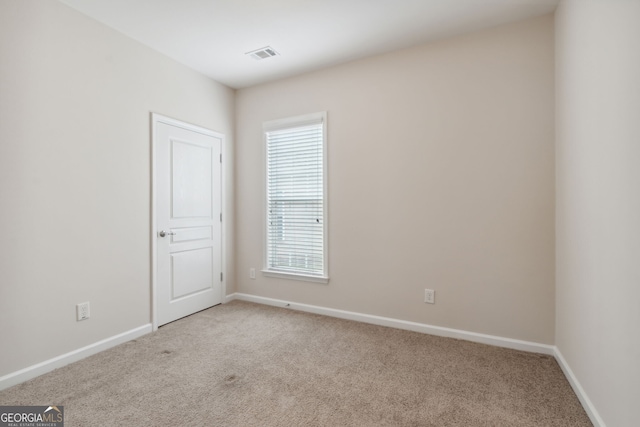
[3,2,637,422]
[236,15,555,344]
[555,0,640,425]
[0,1,234,377]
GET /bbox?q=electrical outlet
[76,302,90,321]
[424,289,435,304]
[249,268,256,279]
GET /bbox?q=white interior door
[153,114,223,327]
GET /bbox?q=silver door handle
[158,230,176,237]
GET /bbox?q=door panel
[171,226,212,243]
[171,139,212,218]
[171,248,213,299]
[154,116,222,326]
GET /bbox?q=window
[263,112,328,283]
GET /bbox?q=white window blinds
[265,113,327,280]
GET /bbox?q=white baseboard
[0,324,152,391]
[554,347,606,427]
[227,293,555,355]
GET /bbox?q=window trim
[262,111,329,283]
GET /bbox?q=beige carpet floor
[0,300,591,426]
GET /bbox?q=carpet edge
[0,323,152,391]
[228,293,607,425]
[227,293,555,354]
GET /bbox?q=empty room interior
[0,0,638,426]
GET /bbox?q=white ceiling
[58,0,559,89]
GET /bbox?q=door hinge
[220,272,223,281]
[220,153,222,163]
[220,212,222,222]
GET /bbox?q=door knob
[158,230,176,237]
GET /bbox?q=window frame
[262,112,329,283]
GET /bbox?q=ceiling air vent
[246,46,279,60]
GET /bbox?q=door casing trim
[150,113,226,331]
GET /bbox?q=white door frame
[150,113,226,331]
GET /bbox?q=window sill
[262,269,329,284]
